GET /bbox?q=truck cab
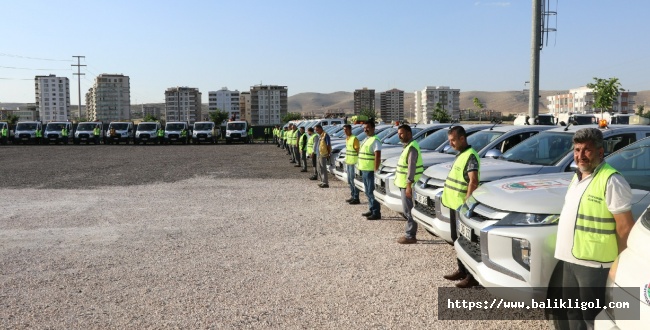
[43,121,73,145]
[105,122,135,144]
[14,121,43,145]
[164,121,190,144]
[135,122,161,145]
[225,121,249,144]
[74,122,104,144]
[192,121,218,144]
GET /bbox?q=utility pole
[71,56,86,120]
[528,0,541,119]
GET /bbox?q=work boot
[397,237,417,244]
[362,211,372,217]
[348,199,360,205]
[366,214,381,220]
[443,270,466,281]
[455,274,479,288]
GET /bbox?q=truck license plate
[415,194,428,205]
[458,221,472,241]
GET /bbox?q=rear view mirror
[485,149,502,159]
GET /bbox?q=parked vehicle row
[325,122,650,328]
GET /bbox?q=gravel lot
[0,143,550,329]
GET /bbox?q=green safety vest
[357,135,378,171]
[248,128,253,136]
[35,129,42,138]
[157,129,164,137]
[307,133,316,154]
[345,135,359,165]
[94,127,101,136]
[61,128,68,137]
[181,129,187,137]
[1,127,7,137]
[571,163,620,263]
[394,140,424,189]
[281,130,285,139]
[441,147,480,210]
[289,130,297,145]
[298,133,307,151]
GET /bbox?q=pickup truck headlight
[495,213,559,226]
[512,237,531,271]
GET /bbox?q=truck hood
[473,172,650,215]
[424,158,548,182]
[381,150,456,168]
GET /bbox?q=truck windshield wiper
[506,158,532,164]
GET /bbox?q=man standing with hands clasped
[395,124,423,244]
[555,128,634,329]
[343,124,360,204]
[358,121,382,220]
[441,126,480,288]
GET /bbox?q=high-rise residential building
[546,86,637,115]
[142,105,163,120]
[353,87,375,115]
[414,86,460,123]
[85,74,131,122]
[164,87,202,123]
[379,88,404,123]
[208,87,240,120]
[34,74,70,122]
[239,92,251,122]
[250,85,287,125]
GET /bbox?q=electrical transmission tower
[529,0,557,118]
[71,56,86,119]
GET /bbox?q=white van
[14,121,43,145]
[164,122,190,144]
[225,121,249,144]
[106,122,135,144]
[192,121,218,144]
[43,121,73,145]
[135,122,161,145]
[74,122,104,145]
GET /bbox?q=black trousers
[450,210,468,275]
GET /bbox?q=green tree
[430,102,451,123]
[358,107,378,121]
[209,109,230,125]
[6,114,19,126]
[586,77,624,114]
[143,114,159,122]
[281,112,302,123]
[638,105,650,119]
[473,97,484,111]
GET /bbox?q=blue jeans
[401,188,416,239]
[346,165,359,200]
[362,170,380,215]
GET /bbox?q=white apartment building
[546,86,637,115]
[379,88,404,123]
[208,87,240,120]
[35,74,70,122]
[239,92,251,122]
[354,87,375,115]
[164,87,202,123]
[414,86,460,123]
[250,85,287,125]
[85,74,131,122]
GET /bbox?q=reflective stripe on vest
[307,133,316,154]
[571,163,619,263]
[441,147,480,210]
[394,140,424,189]
[345,135,359,165]
[358,136,378,171]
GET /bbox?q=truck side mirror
[485,149,502,159]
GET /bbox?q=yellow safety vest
[345,135,359,165]
[357,136,378,171]
[318,132,330,157]
[298,133,307,151]
[307,133,316,154]
[394,140,424,189]
[571,163,620,263]
[441,147,480,210]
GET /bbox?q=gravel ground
[0,143,551,329]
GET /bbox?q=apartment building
[239,92,251,122]
[164,87,202,123]
[208,87,240,120]
[414,86,460,123]
[142,105,163,120]
[34,74,70,122]
[379,88,404,123]
[353,87,375,115]
[546,86,637,115]
[250,85,287,125]
[85,74,131,122]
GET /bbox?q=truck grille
[414,199,436,217]
[140,134,150,139]
[169,134,179,139]
[375,185,386,194]
[19,133,30,139]
[78,133,90,138]
[197,133,207,138]
[458,236,482,263]
[231,133,241,138]
[47,134,58,138]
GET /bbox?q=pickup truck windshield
[419,128,450,150]
[77,123,96,131]
[111,123,129,130]
[502,132,573,166]
[166,124,185,130]
[607,137,650,191]
[16,123,38,130]
[194,123,213,130]
[46,123,66,131]
[227,123,246,130]
[138,123,158,131]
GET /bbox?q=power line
[0,52,72,62]
[0,65,70,71]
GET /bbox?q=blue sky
[2,0,649,104]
